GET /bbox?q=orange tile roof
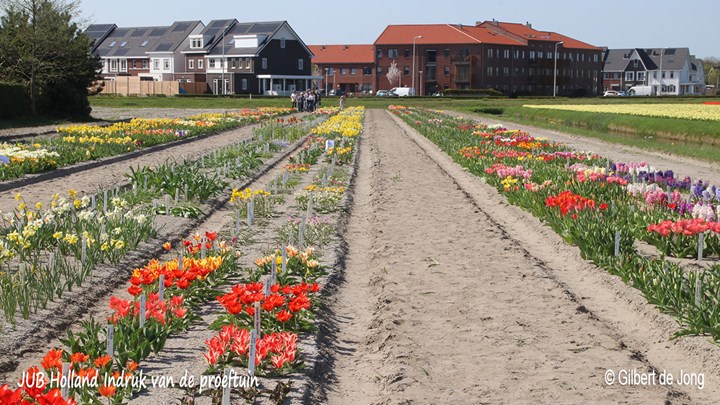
[309,44,375,64]
[374,24,524,46]
[486,21,601,50]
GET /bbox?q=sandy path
[323,109,701,404]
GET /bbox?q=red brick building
[373,21,603,96]
[309,45,375,94]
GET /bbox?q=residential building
[147,21,204,81]
[178,20,318,95]
[309,45,376,94]
[374,21,603,96]
[602,48,705,95]
[90,24,169,78]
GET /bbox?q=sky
[77,0,719,59]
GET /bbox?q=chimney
[344,45,349,49]
[526,21,532,28]
[457,23,464,30]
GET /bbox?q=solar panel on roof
[664,49,676,55]
[112,48,129,56]
[150,28,166,36]
[247,23,278,33]
[234,23,253,34]
[130,29,147,37]
[173,22,191,32]
[114,28,129,36]
[154,43,173,52]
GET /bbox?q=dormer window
[190,36,203,49]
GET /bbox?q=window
[328,67,334,75]
[153,59,159,70]
[633,59,638,68]
[363,67,372,75]
[198,59,203,69]
[191,38,203,48]
[141,40,149,47]
[377,49,382,58]
[503,67,509,76]
[403,66,410,76]
[625,71,634,81]
[444,48,450,57]
[262,58,267,69]
[209,59,216,68]
[245,58,251,69]
[163,59,170,70]
[341,68,347,75]
[298,59,303,70]
[231,59,236,69]
[188,59,194,70]
[487,49,493,58]
[594,54,599,62]
[661,71,666,79]
[242,78,248,90]
[503,49,510,59]
[637,71,645,81]
[529,51,535,60]
[120,59,127,72]
[280,39,286,48]
[670,71,674,79]
[538,51,544,59]
[376,66,382,74]
[120,41,127,47]
[388,49,398,58]
[404,48,410,58]
[110,59,118,72]
[444,66,450,76]
[487,66,493,76]
[109,41,116,47]
[142,59,148,69]
[350,68,356,75]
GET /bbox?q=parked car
[627,85,654,96]
[603,90,620,97]
[389,87,414,97]
[376,90,390,97]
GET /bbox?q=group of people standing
[291,91,321,113]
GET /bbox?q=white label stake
[221,368,231,405]
[158,274,165,301]
[248,329,257,376]
[695,276,702,307]
[140,294,146,328]
[254,301,261,339]
[614,231,621,257]
[60,362,70,399]
[698,233,704,261]
[106,324,114,356]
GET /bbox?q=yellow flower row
[311,106,365,138]
[229,187,271,203]
[522,103,720,122]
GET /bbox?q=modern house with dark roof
[89,24,169,78]
[309,45,376,94]
[602,48,705,95]
[147,21,204,81]
[374,20,603,96]
[177,20,319,95]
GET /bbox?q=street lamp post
[412,35,422,96]
[324,67,329,96]
[553,41,563,98]
[419,70,423,96]
[221,25,227,95]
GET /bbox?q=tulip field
[0,106,363,404]
[2,101,720,403]
[522,103,720,122]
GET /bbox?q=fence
[98,77,208,96]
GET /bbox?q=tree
[386,60,400,87]
[703,57,720,93]
[0,0,98,117]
